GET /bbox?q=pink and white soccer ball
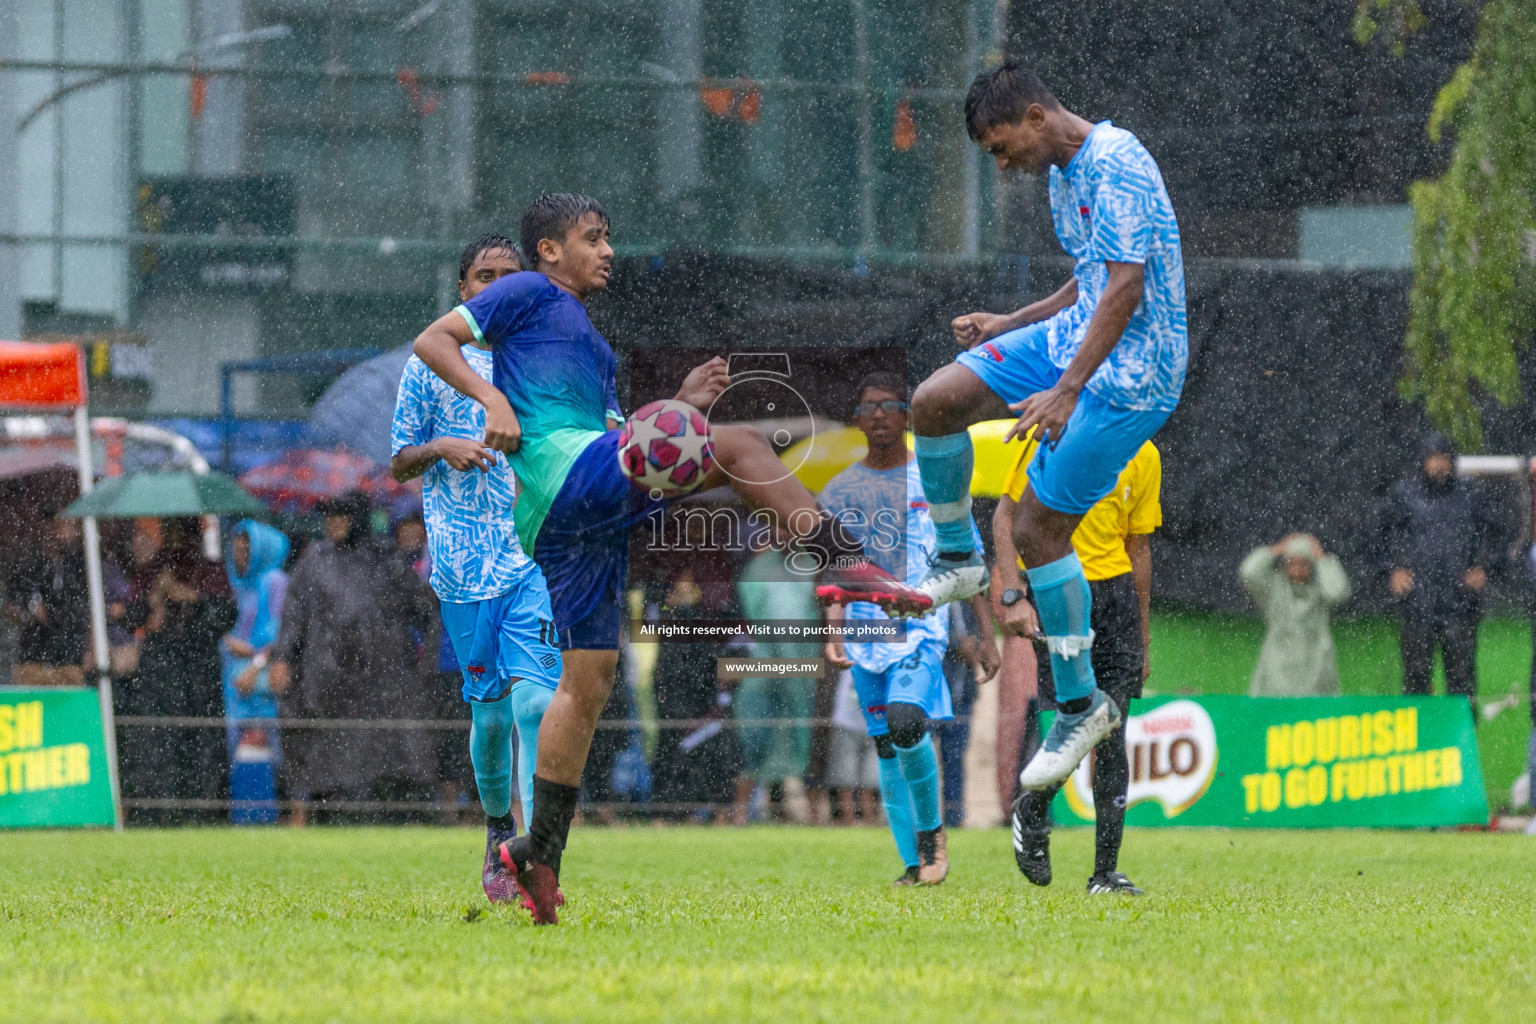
[617,399,715,496]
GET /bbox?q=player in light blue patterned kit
[907,64,1188,807]
[391,234,560,906]
[822,373,997,887]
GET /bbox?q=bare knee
[911,376,966,436]
[1010,493,1077,569]
[563,685,611,724]
[556,653,619,722]
[911,364,1007,436]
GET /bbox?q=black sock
[1059,696,1092,715]
[485,812,517,835]
[529,775,580,877]
[1092,721,1130,877]
[1017,786,1056,830]
[937,549,973,562]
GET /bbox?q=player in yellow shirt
[992,431,1160,895]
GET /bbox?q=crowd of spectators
[3,421,1535,825]
[0,484,990,826]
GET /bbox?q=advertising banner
[1051,695,1488,828]
[0,688,117,828]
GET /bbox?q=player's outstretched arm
[1005,261,1142,444]
[414,313,522,453]
[951,278,1079,349]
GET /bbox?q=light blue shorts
[439,579,561,703]
[956,321,1172,514]
[850,640,952,738]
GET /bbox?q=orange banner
[0,341,88,409]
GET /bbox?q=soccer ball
[617,399,714,496]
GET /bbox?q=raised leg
[911,364,1011,557]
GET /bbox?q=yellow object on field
[778,419,1022,496]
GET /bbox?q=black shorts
[1033,571,1143,709]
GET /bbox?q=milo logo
[1063,699,1218,819]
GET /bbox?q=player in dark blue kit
[413,194,928,923]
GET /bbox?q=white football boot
[915,550,990,612]
[1018,687,1121,791]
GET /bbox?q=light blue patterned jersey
[1047,121,1187,412]
[819,458,954,673]
[391,347,537,602]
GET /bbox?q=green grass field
[3,826,1534,1023]
[1150,612,1533,807]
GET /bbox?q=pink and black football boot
[498,835,563,925]
[808,512,932,617]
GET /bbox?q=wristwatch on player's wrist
[999,587,1027,608]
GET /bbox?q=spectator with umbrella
[122,517,236,825]
[63,467,265,825]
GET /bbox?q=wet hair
[520,193,608,270]
[964,63,1060,141]
[855,371,909,406]
[458,233,520,281]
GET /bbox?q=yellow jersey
[1002,434,1162,581]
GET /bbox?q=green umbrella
[63,470,266,519]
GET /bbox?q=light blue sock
[1026,551,1097,703]
[469,695,514,819]
[876,752,919,869]
[914,431,977,554]
[893,734,942,832]
[510,680,553,824]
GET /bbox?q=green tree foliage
[1352,0,1427,55]
[1369,1,1536,450]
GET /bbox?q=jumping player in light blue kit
[823,373,997,886]
[904,64,1187,793]
[391,234,560,905]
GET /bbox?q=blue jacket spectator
[222,521,290,731]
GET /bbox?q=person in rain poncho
[270,491,438,822]
[1241,534,1350,697]
[221,520,291,757]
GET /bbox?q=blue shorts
[533,429,666,651]
[850,640,952,738]
[956,322,1172,514]
[439,579,561,702]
